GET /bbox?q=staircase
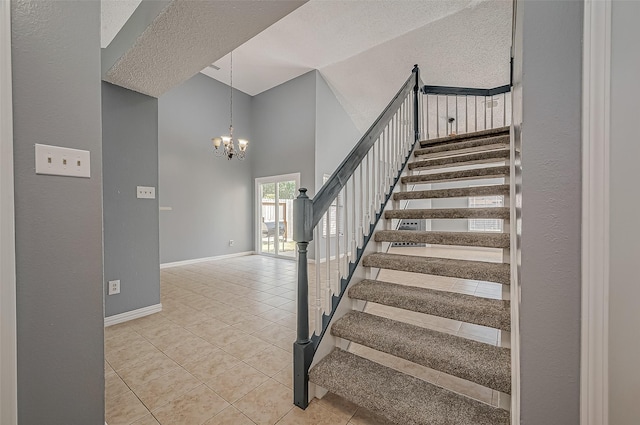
[307,126,512,424]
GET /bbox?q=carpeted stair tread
[309,348,510,425]
[394,184,509,201]
[349,279,511,331]
[401,165,509,185]
[385,207,510,220]
[414,135,509,158]
[408,149,510,171]
[331,311,511,393]
[419,127,509,148]
[363,253,510,285]
[375,230,510,248]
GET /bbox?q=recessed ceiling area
[101,0,512,131]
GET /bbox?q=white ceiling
[101,0,512,131]
[101,0,142,48]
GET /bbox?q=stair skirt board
[309,348,510,425]
[307,127,513,425]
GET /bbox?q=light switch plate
[137,186,156,199]
[35,144,90,178]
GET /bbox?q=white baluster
[314,226,322,335]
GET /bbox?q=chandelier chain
[230,51,233,129]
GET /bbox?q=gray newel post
[292,188,314,409]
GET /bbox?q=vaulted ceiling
[102,0,512,131]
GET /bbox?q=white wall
[609,2,640,423]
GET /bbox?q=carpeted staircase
[308,127,512,425]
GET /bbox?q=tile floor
[105,255,389,425]
[105,246,506,425]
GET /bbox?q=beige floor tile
[184,350,242,381]
[105,330,145,354]
[144,327,196,351]
[136,319,183,340]
[221,334,272,361]
[186,318,232,341]
[232,316,275,334]
[127,312,167,330]
[106,390,150,425]
[105,371,130,399]
[259,308,292,322]
[166,309,212,327]
[272,365,293,389]
[205,363,269,403]
[131,414,161,425]
[152,385,229,425]
[348,408,393,425]
[118,353,180,389]
[202,326,250,347]
[244,345,291,377]
[276,399,347,425]
[234,379,294,425]
[106,339,163,371]
[203,406,255,425]
[161,336,219,366]
[134,367,202,411]
[315,393,358,422]
[436,372,493,404]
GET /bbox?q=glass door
[256,174,300,259]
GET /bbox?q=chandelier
[212,51,248,160]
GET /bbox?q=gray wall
[251,71,316,195]
[158,73,254,263]
[609,2,640,423]
[11,1,105,424]
[102,82,160,316]
[515,1,583,423]
[315,71,361,189]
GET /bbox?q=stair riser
[363,256,510,285]
[385,208,510,220]
[394,185,509,201]
[414,144,508,159]
[331,312,511,394]
[420,127,509,148]
[374,231,510,248]
[415,135,509,157]
[349,280,511,331]
[408,151,510,171]
[401,166,510,185]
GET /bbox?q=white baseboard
[104,303,162,327]
[160,251,254,269]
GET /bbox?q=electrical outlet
[229,239,234,246]
[108,280,120,295]
[137,186,156,199]
[35,143,90,178]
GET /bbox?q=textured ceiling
[101,0,142,48]
[103,0,307,97]
[200,0,512,131]
[101,0,512,131]
[201,0,485,95]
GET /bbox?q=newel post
[412,64,421,143]
[292,188,314,409]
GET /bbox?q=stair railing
[421,85,512,138]
[292,65,424,409]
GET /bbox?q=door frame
[581,1,611,424]
[254,173,300,260]
[0,1,18,423]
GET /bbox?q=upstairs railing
[421,84,512,138]
[292,65,424,409]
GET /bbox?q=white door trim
[581,1,611,424]
[0,1,18,424]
